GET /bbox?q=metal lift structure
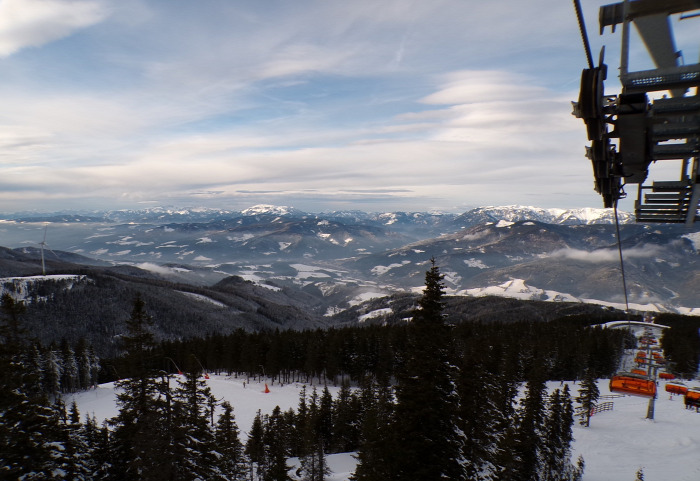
[573,0,700,223]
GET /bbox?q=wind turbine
[39,224,48,275]
[37,224,58,276]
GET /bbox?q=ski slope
[67,375,700,481]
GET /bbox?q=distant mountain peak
[460,205,633,225]
[241,205,304,217]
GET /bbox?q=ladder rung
[652,143,700,160]
[652,95,700,114]
[651,122,700,141]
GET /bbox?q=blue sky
[0,0,697,214]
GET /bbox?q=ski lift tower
[572,0,700,223]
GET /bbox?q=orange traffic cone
[264,383,270,393]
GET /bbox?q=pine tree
[490,361,520,480]
[541,387,579,481]
[60,340,80,394]
[76,338,99,390]
[298,389,330,481]
[331,379,359,453]
[246,410,267,480]
[89,419,113,480]
[54,401,94,480]
[45,345,63,397]
[215,401,247,480]
[108,294,169,480]
[0,294,63,479]
[510,372,548,481]
[391,258,466,481]
[351,377,396,481]
[264,406,293,481]
[318,386,334,453]
[458,356,501,481]
[576,369,600,427]
[171,356,220,480]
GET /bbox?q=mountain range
[1,204,698,320]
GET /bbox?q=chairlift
[609,372,657,398]
[684,388,700,409]
[665,381,688,396]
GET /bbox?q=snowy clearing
[67,376,700,481]
[177,291,227,308]
[358,308,392,322]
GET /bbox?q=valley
[1,205,698,317]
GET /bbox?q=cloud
[421,71,548,105]
[0,1,613,213]
[549,245,666,263]
[0,0,109,57]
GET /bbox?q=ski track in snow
[67,375,700,481]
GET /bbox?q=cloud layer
[0,0,639,213]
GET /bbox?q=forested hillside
[1,248,635,358]
[2,261,699,480]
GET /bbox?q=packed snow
[358,308,392,322]
[460,278,685,313]
[67,374,700,481]
[495,220,514,228]
[348,291,388,306]
[370,261,409,275]
[682,232,700,251]
[0,275,88,302]
[464,258,489,269]
[177,291,227,308]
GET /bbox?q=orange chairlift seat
[685,388,700,408]
[609,372,657,398]
[686,388,700,402]
[634,351,647,364]
[659,372,675,380]
[665,381,688,396]
[631,368,648,376]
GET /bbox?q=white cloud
[0,0,624,212]
[549,245,666,263]
[0,0,109,57]
[421,71,548,105]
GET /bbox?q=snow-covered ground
[67,375,700,481]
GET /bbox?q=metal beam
[600,0,700,32]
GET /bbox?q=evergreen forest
[2,260,699,480]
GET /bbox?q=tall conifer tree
[215,401,247,480]
[171,356,220,480]
[351,377,396,481]
[576,369,600,427]
[0,294,62,479]
[109,294,167,480]
[391,258,466,481]
[511,370,548,480]
[246,410,267,480]
[264,406,292,481]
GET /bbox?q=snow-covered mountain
[455,205,635,226]
[1,205,697,314]
[240,204,306,217]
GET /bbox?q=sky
[0,0,698,214]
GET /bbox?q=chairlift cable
[614,201,630,315]
[573,0,594,69]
